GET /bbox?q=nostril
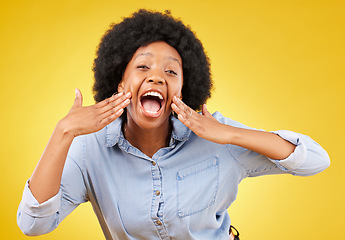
[147,78,164,84]
[146,75,165,84]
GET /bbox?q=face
[118,41,183,130]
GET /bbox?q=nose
[146,72,165,85]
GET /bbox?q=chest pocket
[177,157,219,217]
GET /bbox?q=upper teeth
[143,91,163,100]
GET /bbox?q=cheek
[175,80,183,98]
[168,86,181,99]
[175,89,182,98]
[125,74,143,92]
[121,82,136,97]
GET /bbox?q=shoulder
[68,118,122,160]
[82,117,123,147]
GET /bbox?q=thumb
[202,104,213,118]
[73,88,83,108]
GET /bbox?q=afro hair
[93,9,212,111]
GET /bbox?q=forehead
[131,41,182,65]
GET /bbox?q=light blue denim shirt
[17,112,330,239]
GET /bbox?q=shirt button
[155,191,160,196]
[156,220,162,225]
[152,161,156,166]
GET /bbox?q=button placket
[150,159,170,239]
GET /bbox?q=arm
[29,89,131,203]
[18,151,87,236]
[215,123,295,160]
[172,97,294,160]
[171,97,330,175]
[17,89,131,235]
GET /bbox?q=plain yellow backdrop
[1,0,344,239]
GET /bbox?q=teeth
[143,91,163,100]
[145,110,157,114]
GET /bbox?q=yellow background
[1,0,344,239]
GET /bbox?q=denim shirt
[17,112,330,239]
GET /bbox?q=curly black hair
[93,9,212,111]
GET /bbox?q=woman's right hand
[59,89,131,138]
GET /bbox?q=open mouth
[140,91,165,117]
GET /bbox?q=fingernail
[126,92,131,97]
[117,108,124,115]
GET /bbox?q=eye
[166,70,177,75]
[137,65,149,69]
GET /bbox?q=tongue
[141,98,161,112]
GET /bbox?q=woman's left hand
[171,96,230,144]
[172,96,296,159]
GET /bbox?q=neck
[123,117,171,158]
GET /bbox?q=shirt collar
[105,115,191,148]
[105,118,122,147]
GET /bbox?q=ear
[118,80,124,93]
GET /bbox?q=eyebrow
[134,52,153,59]
[167,56,181,66]
[134,52,181,66]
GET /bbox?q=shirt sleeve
[269,130,330,176]
[17,136,88,236]
[213,111,330,178]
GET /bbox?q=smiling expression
[118,41,183,130]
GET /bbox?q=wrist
[223,124,238,145]
[56,118,76,141]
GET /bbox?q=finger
[172,96,194,119]
[97,92,125,108]
[73,88,83,108]
[98,92,131,115]
[111,92,132,108]
[171,102,189,121]
[99,97,131,121]
[98,91,131,109]
[95,92,130,113]
[174,109,199,134]
[98,108,125,129]
[202,104,213,118]
[171,97,198,132]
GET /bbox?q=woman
[17,9,330,240]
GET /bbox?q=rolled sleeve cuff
[269,130,307,172]
[21,180,61,217]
